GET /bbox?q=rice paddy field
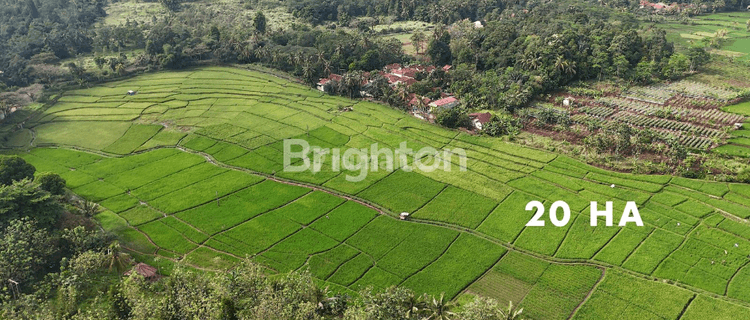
[9,66,750,318]
[658,12,750,60]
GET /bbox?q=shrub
[435,106,470,129]
[0,156,35,186]
[36,172,66,195]
[482,115,521,137]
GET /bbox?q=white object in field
[677,222,680,226]
[736,243,740,247]
[399,212,410,220]
[610,184,615,188]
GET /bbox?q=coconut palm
[502,301,524,320]
[404,292,428,318]
[424,293,456,320]
[79,200,101,217]
[105,242,131,274]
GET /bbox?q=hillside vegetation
[8,66,750,319]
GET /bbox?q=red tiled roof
[384,63,402,71]
[317,74,342,85]
[442,65,452,72]
[124,263,159,279]
[469,112,492,124]
[385,74,401,83]
[408,94,431,107]
[401,78,417,86]
[399,68,418,78]
[431,96,458,106]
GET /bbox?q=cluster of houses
[317,64,492,130]
[317,63,492,131]
[638,1,704,13]
[318,64,458,116]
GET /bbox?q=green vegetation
[6,66,750,317]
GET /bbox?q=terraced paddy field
[10,66,750,318]
[659,12,750,60]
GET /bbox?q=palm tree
[520,55,542,71]
[502,301,524,320]
[425,293,456,320]
[79,200,101,217]
[301,60,315,87]
[411,31,426,55]
[105,242,131,274]
[404,292,427,318]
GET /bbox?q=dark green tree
[254,11,267,34]
[0,218,55,292]
[0,179,63,228]
[0,156,35,186]
[435,106,470,129]
[36,172,66,195]
[427,31,452,66]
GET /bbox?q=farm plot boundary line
[567,266,606,320]
[675,294,697,320]
[405,217,750,307]
[29,144,750,307]
[396,233,462,287]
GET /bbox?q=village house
[429,96,459,113]
[124,263,161,281]
[316,74,342,91]
[316,64,459,122]
[469,112,492,130]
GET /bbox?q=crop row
[665,80,741,101]
[580,106,616,118]
[612,112,723,138]
[624,80,741,105]
[624,86,675,104]
[596,96,743,126]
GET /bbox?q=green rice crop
[272,191,345,225]
[130,162,227,201]
[221,212,302,254]
[149,170,264,213]
[358,170,446,213]
[306,245,360,279]
[102,124,163,155]
[412,186,497,229]
[401,234,506,299]
[351,267,402,291]
[622,229,684,274]
[119,205,163,226]
[327,253,374,286]
[309,201,378,241]
[176,180,309,234]
[138,220,197,254]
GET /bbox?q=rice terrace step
[7,67,750,319]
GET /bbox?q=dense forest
[0,0,107,88]
[285,0,750,25]
[0,0,721,99]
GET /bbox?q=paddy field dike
[8,66,750,319]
